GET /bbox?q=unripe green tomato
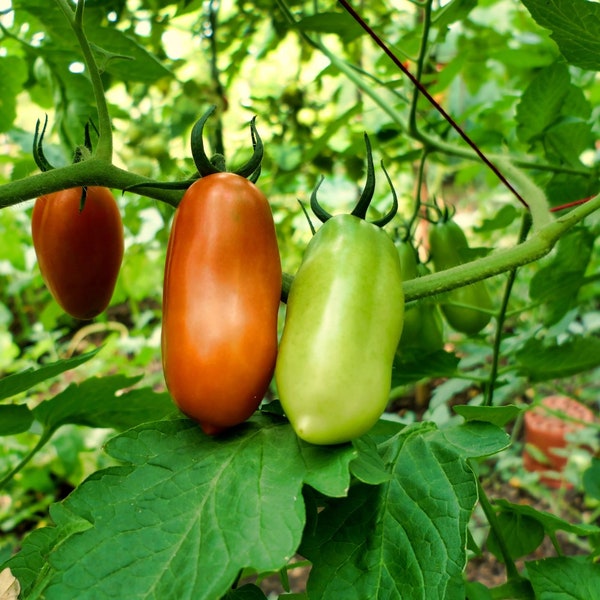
[276,215,404,445]
[428,218,493,335]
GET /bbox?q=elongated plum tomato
[428,218,493,335]
[161,172,282,435]
[31,186,124,320]
[275,215,404,445]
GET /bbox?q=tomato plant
[161,112,281,435]
[31,186,124,320]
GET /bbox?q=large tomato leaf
[521,0,600,71]
[527,557,600,598]
[5,416,355,599]
[300,421,510,600]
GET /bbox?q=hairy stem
[0,160,183,207]
[54,0,113,161]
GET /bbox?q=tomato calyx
[33,115,56,173]
[190,104,264,182]
[310,133,398,227]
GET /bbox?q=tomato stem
[310,134,398,226]
[32,116,55,173]
[54,0,113,163]
[190,106,264,179]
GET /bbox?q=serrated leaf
[32,375,177,433]
[15,416,354,599]
[528,557,600,598]
[521,0,600,71]
[300,421,487,600]
[453,405,522,428]
[515,335,600,382]
[0,350,100,402]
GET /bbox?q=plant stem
[476,477,521,581]
[0,159,183,207]
[483,213,532,406]
[401,193,600,302]
[0,431,53,490]
[54,0,113,161]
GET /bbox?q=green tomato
[428,218,493,335]
[276,214,404,445]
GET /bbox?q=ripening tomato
[428,218,493,335]
[31,186,124,320]
[275,215,404,445]
[161,172,282,435]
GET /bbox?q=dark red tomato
[161,172,282,435]
[31,186,124,320]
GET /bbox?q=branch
[0,160,183,207]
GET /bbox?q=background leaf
[515,335,600,381]
[521,0,600,70]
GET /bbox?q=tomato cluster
[31,109,494,446]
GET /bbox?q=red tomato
[161,173,282,435]
[31,186,124,320]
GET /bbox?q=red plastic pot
[523,395,595,488]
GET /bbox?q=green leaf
[0,404,34,436]
[0,350,100,402]
[85,25,173,83]
[32,375,177,433]
[0,57,28,133]
[350,436,392,485]
[520,0,600,71]
[492,499,600,539]
[515,63,570,144]
[300,421,500,600]
[392,349,460,386]
[528,557,600,598]
[434,0,477,29]
[473,204,520,234]
[583,458,600,500]
[486,511,545,562]
[12,416,355,599]
[529,226,595,326]
[515,335,600,382]
[453,405,522,428]
[297,12,364,43]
